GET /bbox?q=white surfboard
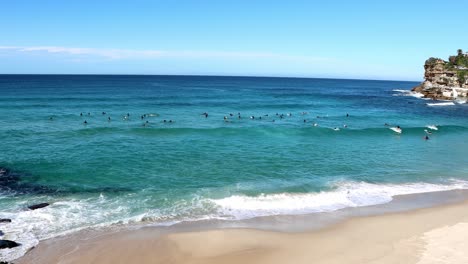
[390,127,402,134]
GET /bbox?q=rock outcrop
[413,50,468,100]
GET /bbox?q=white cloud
[0,45,332,62]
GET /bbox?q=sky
[0,0,467,81]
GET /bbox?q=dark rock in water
[0,219,11,223]
[0,167,56,196]
[28,203,50,210]
[0,239,20,249]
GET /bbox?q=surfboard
[426,125,438,131]
[390,127,402,134]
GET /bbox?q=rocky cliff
[412,49,468,100]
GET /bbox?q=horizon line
[0,73,421,83]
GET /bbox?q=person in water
[424,135,430,140]
[83,120,88,124]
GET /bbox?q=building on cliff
[413,50,468,101]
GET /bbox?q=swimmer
[346,113,349,117]
[88,112,90,116]
[83,120,88,124]
[343,124,347,128]
[224,116,227,120]
[80,112,83,116]
[108,117,111,121]
[229,113,233,116]
[424,135,429,140]
[304,119,307,123]
[250,116,255,119]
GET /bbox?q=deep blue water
[1,75,468,260]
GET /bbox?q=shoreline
[15,189,468,263]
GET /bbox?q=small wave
[210,180,468,219]
[392,89,424,98]
[426,102,455,106]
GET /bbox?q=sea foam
[210,180,468,219]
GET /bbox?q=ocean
[1,75,468,261]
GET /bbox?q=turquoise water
[1,75,468,260]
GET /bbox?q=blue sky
[0,0,466,80]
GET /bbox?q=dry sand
[17,200,468,264]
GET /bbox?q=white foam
[392,89,425,98]
[210,180,468,219]
[426,102,455,106]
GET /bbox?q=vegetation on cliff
[413,49,468,100]
[431,49,468,86]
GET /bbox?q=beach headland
[16,189,468,264]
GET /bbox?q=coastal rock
[412,50,468,101]
[28,203,50,210]
[0,240,20,249]
[0,219,11,223]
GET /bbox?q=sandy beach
[16,194,468,264]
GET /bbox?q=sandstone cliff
[412,49,468,100]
